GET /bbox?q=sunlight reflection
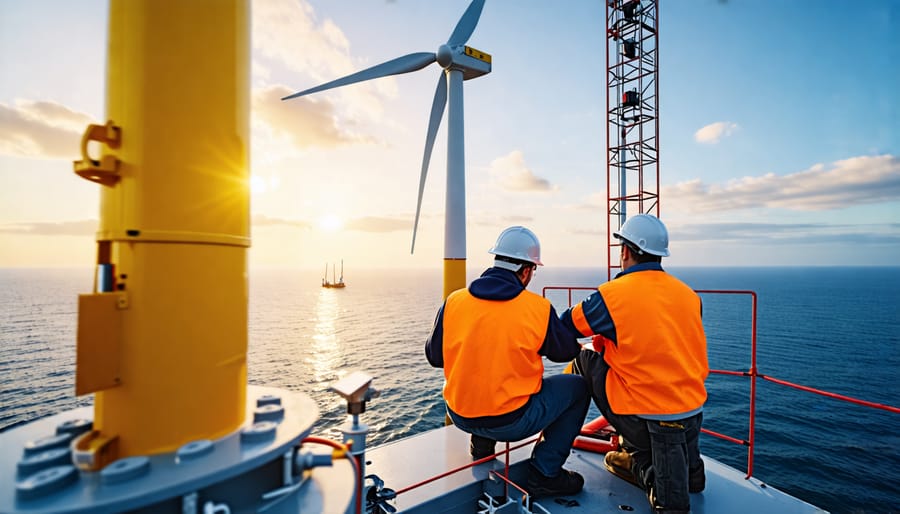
[309,288,343,384]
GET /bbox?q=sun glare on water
[318,214,344,232]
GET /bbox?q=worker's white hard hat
[614,214,670,257]
[489,226,543,270]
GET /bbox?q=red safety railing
[393,436,540,500]
[694,290,759,477]
[543,286,900,479]
[383,285,900,508]
[542,286,597,307]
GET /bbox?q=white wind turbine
[282,0,491,298]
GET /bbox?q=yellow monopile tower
[73,0,250,463]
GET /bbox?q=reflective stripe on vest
[600,271,708,415]
[442,288,551,418]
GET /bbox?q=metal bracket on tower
[73,120,121,187]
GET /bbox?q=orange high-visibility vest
[599,271,708,416]
[442,288,551,418]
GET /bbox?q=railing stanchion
[746,292,758,478]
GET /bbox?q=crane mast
[606,0,660,280]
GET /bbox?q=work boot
[603,450,641,488]
[469,434,496,460]
[525,465,584,498]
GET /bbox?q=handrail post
[746,292,758,478]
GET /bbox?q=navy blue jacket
[426,267,582,368]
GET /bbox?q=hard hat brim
[614,232,670,257]
[493,259,523,272]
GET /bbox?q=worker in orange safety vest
[426,226,589,498]
[560,214,709,514]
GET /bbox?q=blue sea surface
[1,266,898,513]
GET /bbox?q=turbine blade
[446,0,485,46]
[411,73,448,254]
[282,52,436,100]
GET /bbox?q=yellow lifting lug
[73,120,122,187]
[72,430,120,471]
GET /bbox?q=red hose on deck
[301,436,362,514]
[573,416,619,453]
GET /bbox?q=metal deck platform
[364,424,828,513]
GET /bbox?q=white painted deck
[364,424,828,513]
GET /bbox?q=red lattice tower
[606,0,660,280]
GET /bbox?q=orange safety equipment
[573,415,620,454]
[441,288,551,418]
[597,271,708,415]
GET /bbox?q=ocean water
[1,266,898,513]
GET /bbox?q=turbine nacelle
[440,44,492,80]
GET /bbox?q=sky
[0,0,898,271]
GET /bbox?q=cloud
[4,215,409,237]
[251,214,408,233]
[694,121,739,144]
[252,214,312,229]
[673,221,900,246]
[253,85,373,148]
[0,220,97,235]
[489,151,557,192]
[252,0,396,121]
[0,100,95,159]
[570,227,603,236]
[664,154,900,212]
[344,216,409,232]
[253,0,351,82]
[499,215,534,223]
[572,192,605,212]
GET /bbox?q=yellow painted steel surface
[464,46,492,63]
[77,0,251,458]
[442,258,466,426]
[75,293,125,396]
[443,258,467,300]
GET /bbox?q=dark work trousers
[573,349,704,511]
[448,373,589,479]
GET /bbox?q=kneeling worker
[561,214,708,514]
[425,226,589,498]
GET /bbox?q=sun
[317,214,344,233]
[250,175,280,194]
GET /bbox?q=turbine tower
[283,0,491,299]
